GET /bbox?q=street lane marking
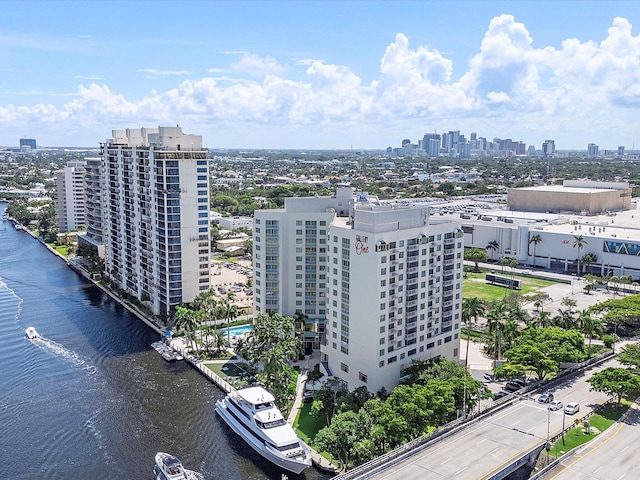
[456,467,468,475]
[440,457,453,465]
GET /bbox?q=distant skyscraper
[542,140,555,157]
[587,143,599,159]
[422,133,441,157]
[618,146,625,157]
[55,160,87,232]
[99,126,211,315]
[20,138,36,151]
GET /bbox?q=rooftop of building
[434,197,640,242]
[511,185,619,193]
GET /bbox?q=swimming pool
[218,324,253,337]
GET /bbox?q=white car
[548,400,563,411]
[564,402,580,414]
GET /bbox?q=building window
[388,356,397,364]
[341,363,349,373]
[359,372,368,383]
[379,360,385,368]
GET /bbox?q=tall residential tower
[55,160,87,232]
[100,126,211,316]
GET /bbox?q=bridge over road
[336,359,616,480]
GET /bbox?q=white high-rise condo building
[100,126,211,316]
[253,188,463,393]
[55,160,87,232]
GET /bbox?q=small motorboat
[25,327,39,339]
[154,452,188,480]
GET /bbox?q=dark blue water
[0,203,329,480]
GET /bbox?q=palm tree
[173,306,203,357]
[581,253,597,276]
[578,310,603,356]
[294,310,308,356]
[529,234,542,267]
[501,317,519,352]
[217,299,245,347]
[462,297,486,388]
[531,310,553,328]
[573,235,588,276]
[553,307,577,330]
[486,240,499,262]
[486,302,508,364]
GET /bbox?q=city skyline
[1,1,639,150]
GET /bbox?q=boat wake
[0,275,24,323]
[185,470,205,480]
[33,336,97,375]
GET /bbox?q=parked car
[549,400,563,411]
[493,390,510,401]
[564,402,580,414]
[505,379,526,391]
[537,393,554,404]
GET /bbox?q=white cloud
[229,53,289,77]
[138,69,193,77]
[4,15,640,148]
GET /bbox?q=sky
[1,1,640,150]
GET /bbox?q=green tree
[504,343,558,380]
[314,409,372,469]
[238,311,301,409]
[486,240,499,262]
[578,310,603,355]
[311,377,348,425]
[590,294,640,328]
[531,292,552,312]
[173,306,203,357]
[531,310,553,329]
[573,235,588,276]
[529,234,542,267]
[464,248,488,272]
[617,342,640,371]
[217,299,245,346]
[588,367,640,404]
[486,302,508,363]
[553,308,577,330]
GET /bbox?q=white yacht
[25,327,39,339]
[215,386,312,474]
[154,452,188,480]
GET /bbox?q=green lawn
[463,272,558,302]
[549,401,627,457]
[294,400,327,445]
[47,243,70,256]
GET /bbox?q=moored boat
[215,386,312,474]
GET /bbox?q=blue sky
[1,1,639,150]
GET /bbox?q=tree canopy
[501,327,586,379]
[464,248,488,272]
[588,367,640,404]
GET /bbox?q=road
[364,359,617,480]
[537,402,640,480]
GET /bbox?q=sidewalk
[287,353,339,474]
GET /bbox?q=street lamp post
[562,409,566,445]
[546,405,551,462]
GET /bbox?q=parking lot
[210,259,253,313]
